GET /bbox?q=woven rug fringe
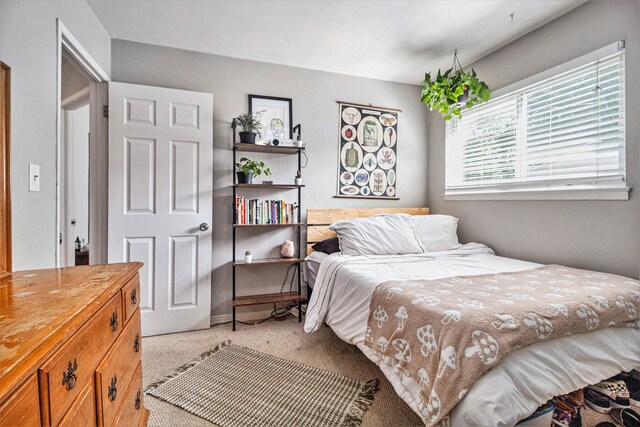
[341,378,380,427]
[144,340,231,393]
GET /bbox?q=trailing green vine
[421,52,491,120]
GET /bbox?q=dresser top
[0,263,141,393]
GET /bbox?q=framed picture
[248,94,293,144]
[336,101,400,200]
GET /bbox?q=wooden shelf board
[233,291,305,307]
[233,183,305,189]
[233,257,303,267]
[233,143,302,154]
[233,223,303,228]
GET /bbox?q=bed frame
[306,207,429,254]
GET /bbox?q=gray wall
[427,0,640,279]
[0,0,110,270]
[110,40,428,318]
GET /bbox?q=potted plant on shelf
[235,111,263,144]
[421,50,490,120]
[294,170,302,186]
[244,250,252,263]
[235,157,272,184]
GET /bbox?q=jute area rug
[146,341,379,427]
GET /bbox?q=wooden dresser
[0,263,149,426]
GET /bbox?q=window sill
[443,186,631,201]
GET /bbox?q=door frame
[55,19,110,267]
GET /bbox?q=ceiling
[86,0,585,85]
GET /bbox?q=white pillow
[411,214,461,252]
[330,214,424,256]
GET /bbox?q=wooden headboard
[306,207,429,254]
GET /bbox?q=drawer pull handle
[135,390,141,410]
[131,289,137,305]
[109,311,118,332]
[108,374,117,402]
[61,358,78,391]
[134,334,140,353]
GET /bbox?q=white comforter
[304,244,640,426]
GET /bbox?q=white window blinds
[445,43,627,200]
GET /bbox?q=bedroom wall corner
[426,0,640,279]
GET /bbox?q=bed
[303,208,640,426]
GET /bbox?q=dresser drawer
[39,293,123,426]
[96,311,141,427]
[121,275,140,326]
[58,380,96,427]
[113,362,143,427]
[0,375,40,427]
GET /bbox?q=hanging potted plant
[235,157,271,184]
[421,50,491,120]
[235,111,263,144]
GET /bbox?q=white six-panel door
[108,82,213,336]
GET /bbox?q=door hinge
[103,105,108,118]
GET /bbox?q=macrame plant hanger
[451,50,464,74]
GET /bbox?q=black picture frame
[248,94,293,143]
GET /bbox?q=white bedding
[303,251,327,289]
[304,244,640,426]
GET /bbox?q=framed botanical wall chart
[336,101,400,199]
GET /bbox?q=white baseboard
[210,309,274,326]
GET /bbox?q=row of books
[234,196,299,225]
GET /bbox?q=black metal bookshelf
[231,120,304,331]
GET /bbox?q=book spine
[234,195,238,224]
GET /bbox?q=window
[445,42,628,200]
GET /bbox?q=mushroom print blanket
[364,265,640,426]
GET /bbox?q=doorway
[55,19,110,267]
[59,53,90,266]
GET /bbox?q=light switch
[29,164,40,192]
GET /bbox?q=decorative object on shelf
[280,240,295,258]
[421,50,490,120]
[249,94,293,144]
[235,157,272,184]
[235,111,263,144]
[262,180,274,185]
[336,101,400,199]
[244,250,252,263]
[295,170,302,186]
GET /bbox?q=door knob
[199,223,209,231]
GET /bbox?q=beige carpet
[142,317,614,426]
